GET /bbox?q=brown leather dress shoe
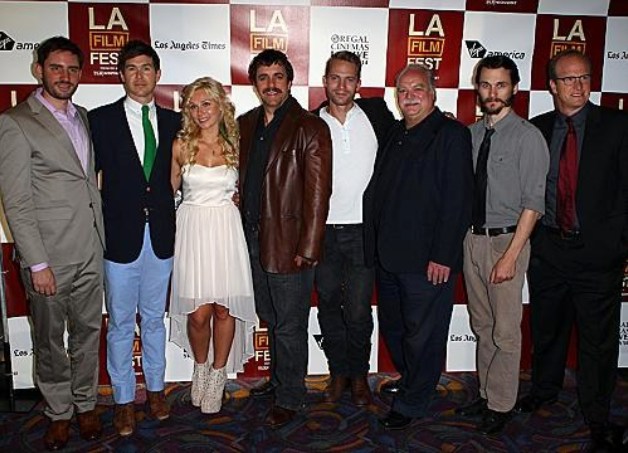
[350,376,372,406]
[114,403,136,437]
[264,405,297,429]
[44,419,71,451]
[147,390,170,421]
[77,409,102,441]
[323,376,350,403]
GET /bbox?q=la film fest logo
[406,13,445,70]
[550,18,586,56]
[88,7,130,77]
[620,321,628,347]
[254,329,270,370]
[330,33,370,65]
[249,9,288,54]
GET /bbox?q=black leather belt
[470,225,517,236]
[328,224,361,230]
[546,227,581,241]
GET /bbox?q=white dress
[169,163,255,374]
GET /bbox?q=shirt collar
[558,102,589,127]
[124,95,155,114]
[35,87,78,119]
[484,109,517,133]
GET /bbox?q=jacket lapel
[28,94,85,176]
[265,100,300,175]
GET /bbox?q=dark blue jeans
[245,225,314,411]
[315,224,374,377]
[377,268,455,418]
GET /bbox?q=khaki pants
[463,230,530,412]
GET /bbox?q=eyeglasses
[554,74,591,86]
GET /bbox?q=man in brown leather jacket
[238,49,332,428]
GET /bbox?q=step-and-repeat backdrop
[1,0,627,389]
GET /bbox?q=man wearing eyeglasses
[515,49,628,451]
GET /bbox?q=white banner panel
[446,304,477,372]
[0,2,68,84]
[150,4,231,85]
[460,12,536,90]
[602,17,628,92]
[309,7,389,88]
[538,0,610,16]
[389,0,466,11]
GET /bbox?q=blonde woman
[169,77,255,414]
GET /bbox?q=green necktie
[142,105,157,180]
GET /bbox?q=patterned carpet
[0,371,626,452]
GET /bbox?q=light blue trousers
[104,225,173,404]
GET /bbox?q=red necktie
[557,117,578,232]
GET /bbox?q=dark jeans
[245,225,314,411]
[528,227,623,426]
[315,224,374,377]
[377,268,455,418]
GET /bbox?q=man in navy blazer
[89,40,180,437]
[363,64,473,429]
[514,50,628,451]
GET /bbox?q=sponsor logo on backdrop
[329,34,370,66]
[87,7,130,75]
[450,333,477,342]
[406,13,445,70]
[465,40,525,59]
[253,329,270,370]
[550,19,586,56]
[620,321,628,346]
[0,31,37,51]
[249,9,288,53]
[154,39,226,52]
[313,334,324,350]
[608,51,628,61]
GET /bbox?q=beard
[42,78,78,101]
[480,94,514,114]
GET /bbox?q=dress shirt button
[146,186,151,192]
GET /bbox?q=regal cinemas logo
[550,19,586,56]
[88,7,130,73]
[406,13,445,70]
[330,34,370,66]
[249,10,288,53]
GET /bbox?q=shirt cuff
[30,262,49,273]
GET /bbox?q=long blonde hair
[178,77,239,168]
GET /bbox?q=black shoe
[514,394,557,413]
[478,409,512,435]
[588,423,627,452]
[250,380,276,398]
[456,397,488,417]
[379,410,414,430]
[380,380,401,396]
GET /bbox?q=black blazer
[89,98,181,263]
[312,97,396,147]
[531,103,628,267]
[363,108,473,274]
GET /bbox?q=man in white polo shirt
[313,51,395,406]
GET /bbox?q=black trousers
[528,226,623,426]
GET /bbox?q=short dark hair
[474,55,520,86]
[548,49,591,80]
[37,36,84,68]
[248,49,294,83]
[117,40,160,73]
[325,51,362,79]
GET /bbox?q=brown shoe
[76,409,102,441]
[147,390,170,421]
[351,376,372,406]
[113,403,136,437]
[264,405,296,429]
[323,375,350,403]
[44,419,71,451]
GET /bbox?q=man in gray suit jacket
[0,36,105,451]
